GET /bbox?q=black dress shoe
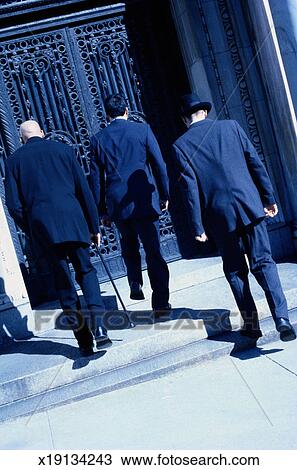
[240,328,263,339]
[95,335,113,349]
[79,346,94,357]
[275,318,296,342]
[130,282,145,300]
[153,303,172,317]
[92,326,113,349]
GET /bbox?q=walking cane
[93,244,127,310]
[93,243,134,328]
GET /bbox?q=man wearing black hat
[172,93,296,341]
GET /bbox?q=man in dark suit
[172,93,296,341]
[5,120,112,356]
[89,94,170,312]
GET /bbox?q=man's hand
[101,214,112,227]
[160,200,169,211]
[195,232,208,242]
[90,233,101,246]
[264,204,278,218]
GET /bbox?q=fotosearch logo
[34,308,245,332]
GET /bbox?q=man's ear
[182,115,189,127]
[125,107,129,117]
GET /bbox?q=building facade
[0,0,296,315]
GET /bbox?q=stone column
[269,0,297,114]
[242,0,297,234]
[170,0,216,115]
[0,196,28,307]
[0,178,32,344]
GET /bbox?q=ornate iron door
[0,4,180,300]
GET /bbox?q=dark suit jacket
[89,119,169,221]
[172,119,276,237]
[5,137,99,247]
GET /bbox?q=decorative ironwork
[72,17,143,132]
[0,31,91,173]
[0,7,181,292]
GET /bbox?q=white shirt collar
[190,118,206,126]
[112,116,127,121]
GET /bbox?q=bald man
[19,120,45,141]
[5,120,112,356]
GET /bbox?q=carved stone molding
[0,0,88,15]
[197,0,230,119]
[217,0,281,224]
[217,0,265,161]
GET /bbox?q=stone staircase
[1,257,297,422]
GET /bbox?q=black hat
[180,93,212,115]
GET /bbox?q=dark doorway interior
[125,0,212,258]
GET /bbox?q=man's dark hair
[104,94,127,118]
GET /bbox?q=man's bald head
[20,120,45,143]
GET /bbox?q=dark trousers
[116,218,170,308]
[50,242,105,348]
[215,219,288,329]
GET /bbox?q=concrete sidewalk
[0,337,296,450]
[0,257,297,423]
